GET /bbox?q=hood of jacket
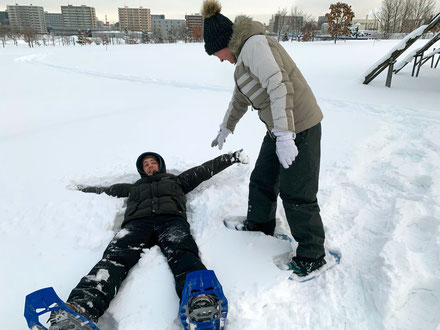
[228,15,266,58]
[136,152,166,177]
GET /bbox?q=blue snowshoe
[179,270,228,330]
[24,287,99,330]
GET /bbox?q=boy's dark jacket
[81,152,237,227]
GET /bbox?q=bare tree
[374,0,436,37]
[8,28,21,46]
[23,27,38,48]
[0,25,9,47]
[167,26,178,43]
[374,0,395,38]
[325,2,355,43]
[407,0,437,30]
[275,8,288,41]
[152,27,164,43]
[301,21,318,42]
[287,6,315,41]
[178,25,189,43]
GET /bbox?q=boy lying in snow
[50,150,248,329]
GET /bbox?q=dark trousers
[247,123,325,259]
[67,215,206,320]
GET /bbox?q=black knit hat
[201,0,233,55]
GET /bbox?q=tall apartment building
[0,11,9,25]
[6,5,47,33]
[45,12,63,31]
[118,6,151,32]
[185,14,203,38]
[61,5,97,30]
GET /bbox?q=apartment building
[61,5,97,30]
[118,6,151,32]
[185,14,203,38]
[151,16,186,39]
[45,12,63,31]
[0,11,8,25]
[6,5,47,33]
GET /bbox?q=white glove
[65,181,85,191]
[231,149,250,164]
[273,130,298,169]
[211,124,231,150]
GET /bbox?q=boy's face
[214,47,236,64]
[143,156,159,176]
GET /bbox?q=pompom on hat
[201,0,233,55]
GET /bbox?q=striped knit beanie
[201,0,233,55]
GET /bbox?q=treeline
[0,25,204,48]
[373,0,438,38]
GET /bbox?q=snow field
[0,39,439,329]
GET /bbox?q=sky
[0,0,411,24]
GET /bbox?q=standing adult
[201,0,326,276]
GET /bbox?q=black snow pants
[247,123,325,259]
[67,215,206,320]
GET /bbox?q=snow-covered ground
[1,38,439,329]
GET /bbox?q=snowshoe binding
[24,287,99,330]
[179,270,228,330]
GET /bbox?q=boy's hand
[231,149,249,164]
[65,182,85,191]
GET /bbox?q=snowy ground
[1,38,439,330]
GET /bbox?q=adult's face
[214,48,236,64]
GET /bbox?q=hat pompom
[201,0,222,19]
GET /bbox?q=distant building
[352,17,379,31]
[44,12,63,31]
[118,6,151,32]
[151,14,165,20]
[272,14,303,35]
[318,16,328,29]
[185,14,203,39]
[61,5,97,30]
[6,5,47,33]
[0,11,9,25]
[151,16,186,39]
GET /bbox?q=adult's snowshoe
[179,270,228,330]
[24,287,99,330]
[223,216,276,235]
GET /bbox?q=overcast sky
[1,0,439,23]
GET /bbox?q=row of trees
[374,0,438,38]
[276,2,356,43]
[275,0,438,42]
[0,24,205,48]
[0,25,79,47]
